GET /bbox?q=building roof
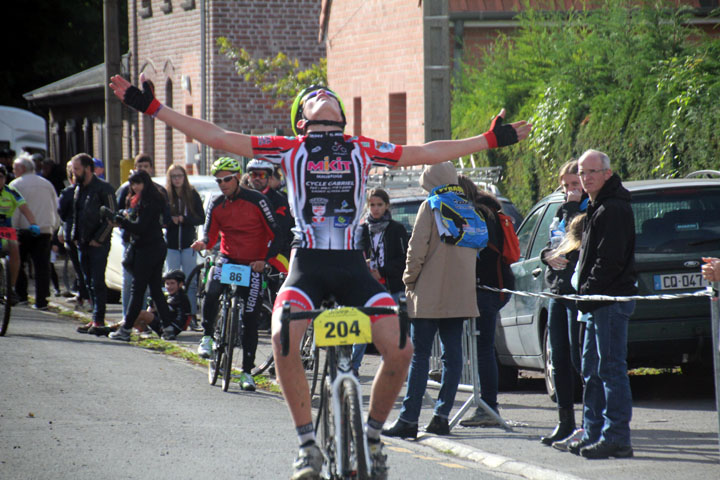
[23,55,129,107]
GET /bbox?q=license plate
[220,263,251,287]
[653,272,708,291]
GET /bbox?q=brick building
[25,0,325,184]
[323,0,719,145]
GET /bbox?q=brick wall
[325,0,425,145]
[129,0,324,174]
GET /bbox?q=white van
[0,106,47,155]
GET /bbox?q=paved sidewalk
[43,290,719,480]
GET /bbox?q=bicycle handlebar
[280,296,410,356]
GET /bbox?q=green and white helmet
[290,85,347,136]
[210,157,242,175]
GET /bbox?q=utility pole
[104,0,122,187]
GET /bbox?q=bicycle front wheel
[209,290,230,386]
[222,295,242,392]
[341,379,369,479]
[0,258,11,336]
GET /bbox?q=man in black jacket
[570,149,637,460]
[71,153,117,335]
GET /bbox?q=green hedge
[452,0,720,213]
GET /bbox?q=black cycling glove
[482,114,518,149]
[123,80,162,117]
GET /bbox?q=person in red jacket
[191,157,280,392]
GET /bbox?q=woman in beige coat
[383,162,481,439]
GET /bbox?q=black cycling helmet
[290,85,347,136]
[162,269,186,284]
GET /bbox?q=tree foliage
[452,0,720,213]
[217,38,327,109]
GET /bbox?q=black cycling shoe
[382,418,418,440]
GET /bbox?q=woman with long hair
[164,164,204,320]
[109,170,173,341]
[353,188,409,375]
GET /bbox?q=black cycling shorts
[279,248,390,310]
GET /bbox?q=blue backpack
[427,184,488,250]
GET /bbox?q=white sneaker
[552,428,586,452]
[291,443,323,480]
[198,336,213,358]
[109,327,132,342]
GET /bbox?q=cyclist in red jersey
[191,157,280,392]
[110,74,531,480]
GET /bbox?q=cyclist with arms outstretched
[110,74,531,479]
[191,156,280,392]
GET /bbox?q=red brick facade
[128,0,324,174]
[325,1,425,145]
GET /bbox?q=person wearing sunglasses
[110,75,531,480]
[190,157,281,392]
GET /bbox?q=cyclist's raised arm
[110,74,253,158]
[396,109,531,168]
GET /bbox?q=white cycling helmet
[246,159,274,172]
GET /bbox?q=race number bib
[0,227,17,241]
[314,307,372,347]
[220,263,251,287]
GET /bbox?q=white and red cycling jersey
[252,131,402,250]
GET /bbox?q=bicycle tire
[208,288,230,386]
[309,347,321,399]
[222,294,241,392]
[318,375,337,478]
[342,378,369,479]
[252,351,274,376]
[0,258,11,336]
[186,263,206,317]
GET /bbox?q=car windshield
[633,187,720,253]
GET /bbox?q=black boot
[540,407,575,446]
[382,418,418,439]
[425,415,450,435]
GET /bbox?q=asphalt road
[0,306,521,480]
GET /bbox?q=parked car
[495,175,720,398]
[105,175,220,299]
[366,167,523,234]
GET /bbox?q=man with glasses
[568,149,637,459]
[110,75,531,480]
[191,157,280,392]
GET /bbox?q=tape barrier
[476,285,715,302]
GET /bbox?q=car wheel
[543,323,558,402]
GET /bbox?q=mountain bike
[280,296,409,479]
[207,263,248,392]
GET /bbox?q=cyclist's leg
[271,286,313,427]
[6,240,19,286]
[202,273,223,337]
[239,269,263,373]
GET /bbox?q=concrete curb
[416,435,588,480]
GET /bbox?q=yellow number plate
[314,307,372,347]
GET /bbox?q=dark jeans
[475,290,511,411]
[65,241,89,300]
[123,243,171,331]
[78,242,111,324]
[399,317,466,422]
[202,264,263,373]
[548,297,582,409]
[581,301,635,446]
[16,231,51,307]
